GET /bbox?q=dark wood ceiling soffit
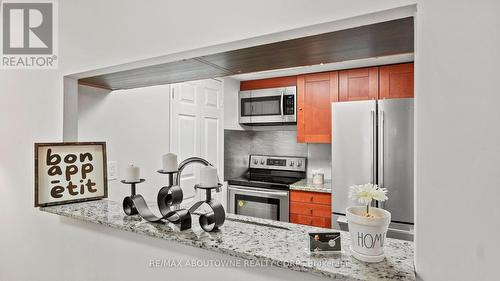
[78,17,413,90]
[78,58,231,90]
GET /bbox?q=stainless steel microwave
[239,86,297,125]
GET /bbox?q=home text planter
[346,206,391,263]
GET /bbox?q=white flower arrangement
[349,183,388,217]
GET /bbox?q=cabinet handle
[309,196,314,202]
[309,209,313,215]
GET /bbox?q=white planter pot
[346,206,391,263]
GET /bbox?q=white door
[198,79,224,202]
[170,79,223,204]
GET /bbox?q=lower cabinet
[290,214,330,228]
[290,190,331,228]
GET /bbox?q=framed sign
[34,142,108,207]
[309,231,341,253]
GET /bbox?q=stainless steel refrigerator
[331,98,414,240]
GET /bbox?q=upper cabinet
[339,67,379,101]
[238,62,413,144]
[297,72,339,143]
[240,76,297,91]
[379,63,414,99]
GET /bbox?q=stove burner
[228,155,307,190]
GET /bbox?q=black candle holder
[120,157,226,232]
[157,170,178,197]
[189,183,225,232]
[121,179,145,215]
[120,175,192,230]
[120,179,146,196]
[194,183,222,201]
[157,169,183,213]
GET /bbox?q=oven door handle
[228,185,288,197]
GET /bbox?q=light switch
[108,161,117,180]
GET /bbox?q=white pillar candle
[162,153,178,172]
[125,164,140,182]
[199,166,218,187]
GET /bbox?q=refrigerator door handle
[370,110,375,184]
[336,216,349,231]
[370,110,376,185]
[388,226,414,236]
[379,110,385,209]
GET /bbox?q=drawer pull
[309,209,313,215]
[309,196,314,202]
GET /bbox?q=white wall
[307,144,332,179]
[415,0,500,280]
[223,77,246,131]
[78,84,171,201]
[1,1,422,281]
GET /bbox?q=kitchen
[224,61,414,241]
[69,13,415,277]
[73,16,415,239]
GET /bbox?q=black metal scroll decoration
[121,157,225,232]
[177,157,225,231]
[121,174,192,230]
[189,184,226,232]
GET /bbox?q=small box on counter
[309,231,341,253]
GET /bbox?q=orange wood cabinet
[379,63,414,99]
[339,67,378,101]
[290,214,330,228]
[290,190,331,228]
[290,190,331,205]
[239,63,413,144]
[240,75,297,91]
[297,72,339,143]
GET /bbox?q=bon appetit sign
[34,142,108,207]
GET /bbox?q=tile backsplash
[307,143,332,179]
[224,129,331,180]
[224,130,253,180]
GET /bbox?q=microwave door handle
[280,90,284,118]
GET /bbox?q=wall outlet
[108,161,117,180]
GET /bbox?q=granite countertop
[290,179,332,193]
[40,200,414,281]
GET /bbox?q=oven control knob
[260,159,265,165]
[289,161,294,167]
[253,159,258,165]
[297,161,302,167]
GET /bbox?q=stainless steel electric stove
[227,154,306,222]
